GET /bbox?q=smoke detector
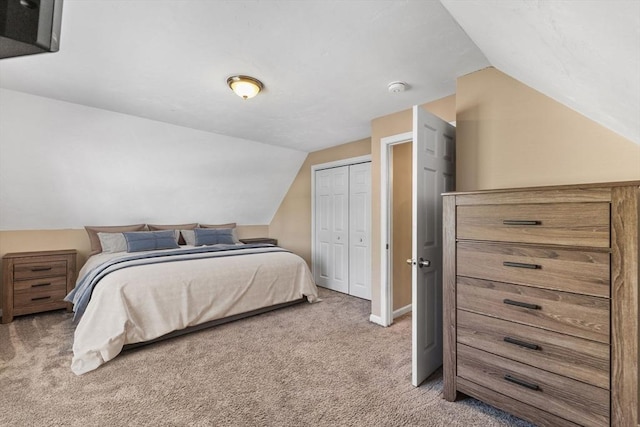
[388,81,407,93]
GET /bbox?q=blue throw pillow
[123,230,179,252]
[194,228,235,246]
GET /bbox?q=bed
[66,240,318,375]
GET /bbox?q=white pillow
[181,229,196,246]
[97,232,128,253]
[231,228,241,244]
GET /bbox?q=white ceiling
[0,0,638,153]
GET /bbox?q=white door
[348,162,371,300]
[411,105,455,386]
[314,166,349,293]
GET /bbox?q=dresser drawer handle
[31,296,51,301]
[504,374,540,391]
[503,261,541,269]
[503,299,541,310]
[30,266,52,272]
[503,336,540,350]
[502,220,541,226]
[31,282,51,288]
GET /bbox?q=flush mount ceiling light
[227,75,264,100]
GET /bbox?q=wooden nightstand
[2,249,77,324]
[239,237,278,245]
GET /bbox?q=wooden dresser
[2,249,77,324]
[443,182,638,427]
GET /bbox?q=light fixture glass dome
[227,75,264,100]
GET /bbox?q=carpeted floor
[0,287,533,426]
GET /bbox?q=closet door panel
[349,162,371,300]
[318,241,331,281]
[331,167,349,293]
[314,166,349,293]
[314,169,334,288]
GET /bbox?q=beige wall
[392,142,413,310]
[457,67,640,191]
[0,229,93,270]
[269,138,372,266]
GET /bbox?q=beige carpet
[0,288,533,426]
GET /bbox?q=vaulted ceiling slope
[0,1,638,152]
[441,0,640,146]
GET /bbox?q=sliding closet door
[348,162,371,300]
[314,166,349,294]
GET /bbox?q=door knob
[406,259,415,266]
[418,258,431,268]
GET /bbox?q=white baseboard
[369,314,386,327]
[393,304,412,319]
[370,305,411,327]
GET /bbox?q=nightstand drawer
[456,202,610,247]
[457,241,610,297]
[457,276,610,343]
[13,276,68,293]
[457,310,610,389]
[14,287,68,310]
[457,344,609,427]
[14,260,68,280]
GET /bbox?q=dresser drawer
[456,202,610,247]
[13,260,68,280]
[457,242,610,297]
[457,344,609,427]
[457,310,610,389]
[457,276,610,343]
[13,287,68,310]
[13,276,68,293]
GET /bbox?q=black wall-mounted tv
[0,0,63,59]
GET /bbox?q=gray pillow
[123,230,179,252]
[194,228,235,246]
[97,232,128,253]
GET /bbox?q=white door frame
[311,154,372,285]
[379,131,413,327]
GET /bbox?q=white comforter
[70,246,318,375]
